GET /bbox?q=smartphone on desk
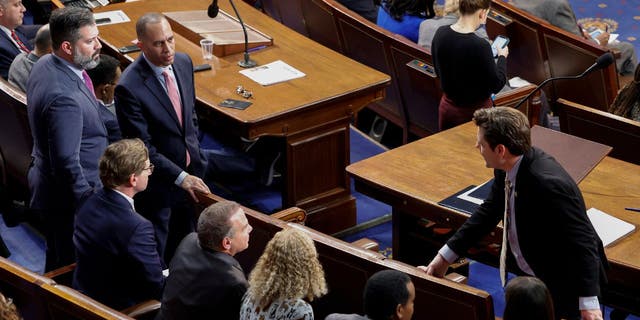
[491,35,510,57]
[118,45,141,54]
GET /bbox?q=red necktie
[162,69,190,166]
[82,70,95,97]
[11,30,30,53]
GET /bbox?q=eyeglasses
[236,85,253,99]
[143,164,154,174]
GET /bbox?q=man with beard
[115,13,210,264]
[27,7,108,271]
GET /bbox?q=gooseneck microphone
[512,52,614,110]
[229,0,257,68]
[207,0,219,18]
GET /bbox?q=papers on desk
[508,76,532,88]
[438,179,493,214]
[239,60,305,86]
[587,208,636,247]
[93,10,130,26]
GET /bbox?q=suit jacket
[336,0,378,23]
[73,188,165,310]
[511,0,582,36]
[115,53,206,207]
[0,26,33,79]
[27,54,108,211]
[447,147,607,312]
[156,233,248,320]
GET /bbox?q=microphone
[229,0,257,68]
[512,52,614,110]
[207,0,219,18]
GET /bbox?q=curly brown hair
[246,228,327,309]
[0,292,21,320]
[608,64,640,119]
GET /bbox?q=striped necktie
[499,177,512,287]
[11,30,30,53]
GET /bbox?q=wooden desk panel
[347,122,640,314]
[94,0,390,233]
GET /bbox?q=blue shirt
[376,6,426,43]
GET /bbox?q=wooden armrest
[121,299,161,320]
[445,272,468,284]
[271,207,306,224]
[351,237,379,252]
[43,263,76,286]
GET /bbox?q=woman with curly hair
[240,228,327,320]
[608,64,640,121]
[0,291,21,320]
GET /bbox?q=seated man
[326,270,415,320]
[0,0,37,79]
[73,138,165,310]
[156,201,251,320]
[87,54,122,143]
[512,0,637,75]
[8,23,49,91]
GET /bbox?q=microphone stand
[229,0,257,68]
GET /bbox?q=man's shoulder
[325,314,368,320]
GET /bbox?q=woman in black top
[431,0,508,130]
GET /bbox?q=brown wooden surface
[347,121,640,314]
[93,0,390,234]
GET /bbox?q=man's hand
[595,31,610,47]
[417,254,449,278]
[581,308,603,320]
[180,174,210,202]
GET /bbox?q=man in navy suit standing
[115,13,210,264]
[0,0,34,79]
[73,139,165,310]
[27,7,107,271]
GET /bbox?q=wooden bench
[556,98,640,165]
[196,192,496,320]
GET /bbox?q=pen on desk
[625,207,640,212]
[247,45,268,53]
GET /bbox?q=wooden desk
[93,0,390,233]
[347,122,640,314]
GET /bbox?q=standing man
[27,7,107,271]
[115,13,210,263]
[73,139,165,310]
[421,107,607,320]
[0,0,34,79]
[156,201,251,320]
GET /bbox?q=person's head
[136,13,175,67]
[386,0,428,21]
[364,270,415,320]
[0,291,21,320]
[608,63,640,119]
[443,0,461,16]
[458,0,490,23]
[99,138,151,195]
[86,54,121,104]
[49,7,101,69]
[0,0,25,30]
[503,277,554,320]
[33,23,52,56]
[246,228,327,309]
[197,201,252,256]
[472,107,531,170]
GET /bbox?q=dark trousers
[438,94,492,131]
[43,208,76,272]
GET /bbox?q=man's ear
[60,41,73,56]
[221,237,232,251]
[128,173,137,187]
[395,303,404,319]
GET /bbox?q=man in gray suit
[511,0,637,75]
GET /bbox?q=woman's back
[240,296,314,320]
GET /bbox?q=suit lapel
[0,31,20,56]
[139,58,183,131]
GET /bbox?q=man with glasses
[73,139,165,310]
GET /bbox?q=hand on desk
[417,253,449,278]
[581,309,603,320]
[180,174,210,202]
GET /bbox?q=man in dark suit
[421,107,607,320]
[115,13,210,264]
[73,139,165,310]
[0,0,34,79]
[27,7,107,271]
[156,201,251,320]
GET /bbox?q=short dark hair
[458,0,491,15]
[473,107,531,155]
[49,7,95,50]
[504,277,554,320]
[363,270,412,320]
[86,54,120,87]
[135,12,165,41]
[197,201,241,251]
[34,24,52,53]
[99,138,148,188]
